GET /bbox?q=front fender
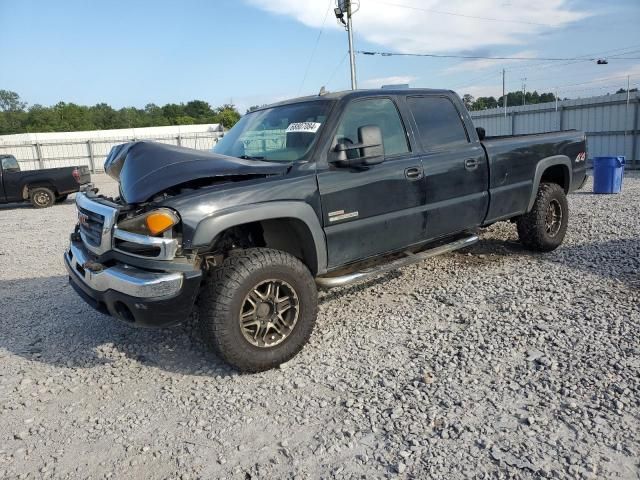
[191,201,328,274]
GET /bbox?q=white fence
[470,91,640,168]
[0,125,225,172]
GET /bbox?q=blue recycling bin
[593,156,625,194]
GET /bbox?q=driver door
[1,156,22,202]
[316,97,427,268]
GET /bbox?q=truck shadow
[0,275,235,377]
[0,202,33,210]
[1,237,635,375]
[465,236,639,289]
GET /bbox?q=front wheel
[516,182,568,252]
[30,187,55,208]
[199,248,318,372]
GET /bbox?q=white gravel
[0,173,638,479]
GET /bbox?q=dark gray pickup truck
[64,88,586,372]
[0,154,91,207]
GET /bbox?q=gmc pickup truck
[64,88,586,372]
[0,154,91,207]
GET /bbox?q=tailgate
[77,165,91,184]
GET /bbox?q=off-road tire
[55,194,69,203]
[199,248,318,372]
[30,187,55,208]
[517,182,568,252]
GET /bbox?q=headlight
[117,208,180,236]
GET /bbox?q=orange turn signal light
[145,211,178,235]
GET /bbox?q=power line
[357,50,640,61]
[378,0,550,26]
[298,0,333,95]
[325,52,349,88]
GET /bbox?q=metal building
[469,91,639,168]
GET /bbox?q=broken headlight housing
[117,208,180,237]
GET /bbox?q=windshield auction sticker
[285,122,322,133]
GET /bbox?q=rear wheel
[199,248,318,372]
[517,182,568,252]
[30,187,55,208]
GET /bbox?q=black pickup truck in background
[0,154,91,208]
[64,88,587,372]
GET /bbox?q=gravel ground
[0,173,638,479]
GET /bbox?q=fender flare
[527,155,572,212]
[191,201,328,274]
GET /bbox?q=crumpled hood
[104,141,289,204]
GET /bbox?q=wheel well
[209,218,319,275]
[23,183,58,200]
[540,165,569,193]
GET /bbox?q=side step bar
[315,235,478,289]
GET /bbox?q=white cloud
[246,0,590,54]
[462,84,503,99]
[444,50,539,74]
[362,75,417,88]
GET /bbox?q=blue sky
[2,0,639,113]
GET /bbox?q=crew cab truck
[64,89,586,372]
[0,154,91,208]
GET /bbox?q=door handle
[465,158,480,170]
[404,166,423,180]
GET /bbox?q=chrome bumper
[65,242,183,299]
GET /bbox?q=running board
[315,235,478,289]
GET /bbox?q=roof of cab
[257,88,456,111]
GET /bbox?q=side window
[1,156,20,173]
[335,98,409,158]
[407,96,469,151]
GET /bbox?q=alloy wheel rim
[239,279,299,348]
[545,199,562,237]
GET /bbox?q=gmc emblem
[78,212,89,225]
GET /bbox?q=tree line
[0,90,242,135]
[462,90,557,111]
[463,88,638,111]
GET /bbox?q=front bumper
[64,240,201,328]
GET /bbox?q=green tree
[214,104,241,128]
[184,100,213,119]
[246,104,267,114]
[0,90,26,112]
[462,94,474,110]
[0,92,242,134]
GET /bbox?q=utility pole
[522,78,527,106]
[502,69,507,118]
[555,88,558,112]
[624,75,630,147]
[346,1,357,90]
[335,1,358,90]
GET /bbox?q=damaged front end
[65,141,290,328]
[104,141,289,204]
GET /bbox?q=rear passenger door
[406,95,489,239]
[317,97,427,268]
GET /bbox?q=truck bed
[480,130,587,224]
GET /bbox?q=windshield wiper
[239,155,265,160]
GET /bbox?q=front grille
[75,193,119,255]
[78,206,105,247]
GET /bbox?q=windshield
[213,101,332,162]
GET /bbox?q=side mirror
[332,125,385,167]
[476,127,486,141]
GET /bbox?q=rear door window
[407,96,469,151]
